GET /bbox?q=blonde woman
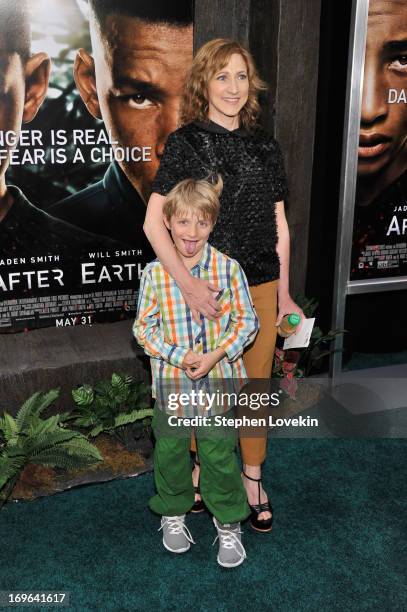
[144,38,303,532]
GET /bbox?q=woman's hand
[276,294,304,331]
[182,276,221,323]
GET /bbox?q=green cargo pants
[149,409,250,524]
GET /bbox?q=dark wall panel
[194,0,251,50]
[249,0,279,135]
[274,0,321,295]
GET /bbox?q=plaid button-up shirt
[133,243,259,416]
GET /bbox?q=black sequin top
[152,120,289,286]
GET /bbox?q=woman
[144,38,303,532]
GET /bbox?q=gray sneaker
[159,515,195,554]
[213,517,247,568]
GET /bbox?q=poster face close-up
[351,0,407,280]
[0,0,193,331]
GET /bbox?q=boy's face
[358,0,407,177]
[76,16,193,201]
[164,209,213,264]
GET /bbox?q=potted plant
[0,389,102,507]
[71,373,154,451]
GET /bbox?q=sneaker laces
[159,516,195,544]
[213,524,247,560]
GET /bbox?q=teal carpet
[1,439,407,611]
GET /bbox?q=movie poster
[350,0,407,280]
[0,0,194,332]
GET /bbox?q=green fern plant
[72,374,153,450]
[0,390,102,507]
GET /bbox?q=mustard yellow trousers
[191,279,278,466]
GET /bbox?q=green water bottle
[277,313,301,338]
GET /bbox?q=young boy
[133,176,258,568]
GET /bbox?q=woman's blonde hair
[163,175,223,225]
[180,38,267,129]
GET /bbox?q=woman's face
[358,0,407,177]
[206,53,249,124]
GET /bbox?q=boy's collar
[192,242,213,271]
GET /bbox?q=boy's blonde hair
[163,175,223,225]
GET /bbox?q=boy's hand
[182,349,202,370]
[185,348,226,380]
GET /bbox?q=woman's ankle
[243,464,261,480]
[192,461,200,488]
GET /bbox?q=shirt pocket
[216,287,233,320]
